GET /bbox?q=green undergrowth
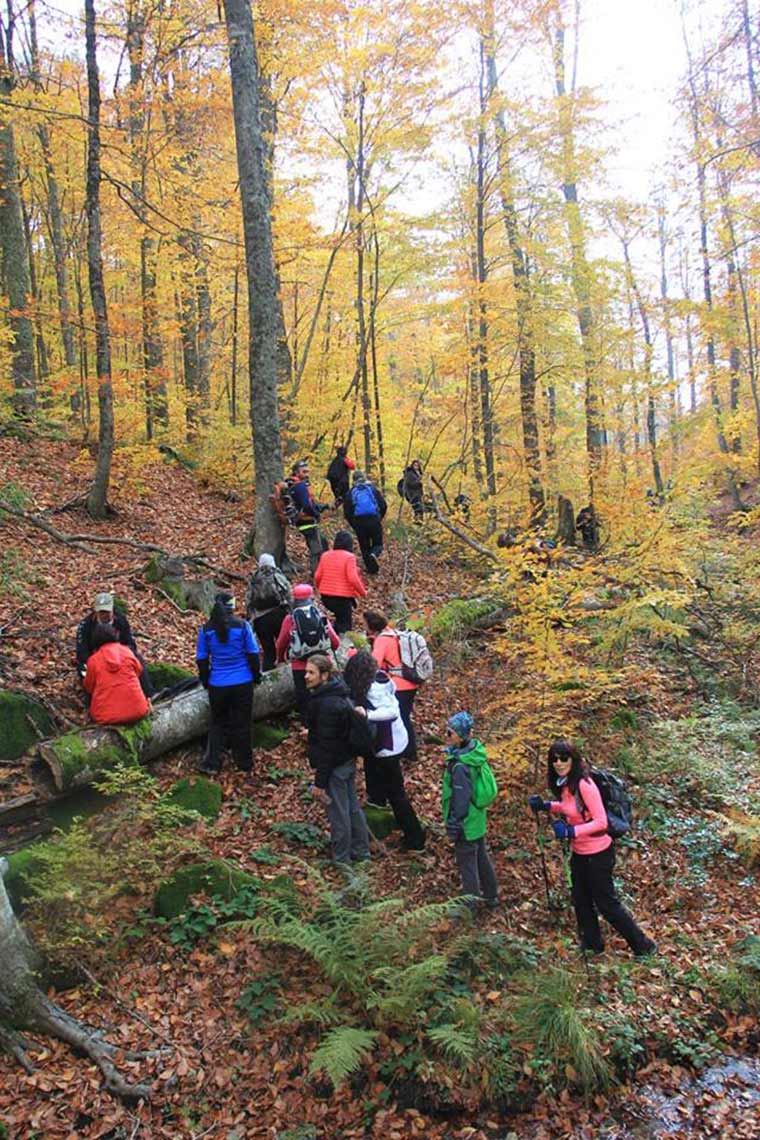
[253,720,290,750]
[154,859,257,920]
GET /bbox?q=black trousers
[299,525,328,576]
[253,606,288,671]
[395,688,418,761]
[292,669,309,722]
[352,517,383,573]
[570,845,651,954]
[320,595,354,634]
[364,753,425,848]
[203,681,254,772]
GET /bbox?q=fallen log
[33,665,296,796]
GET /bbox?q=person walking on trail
[576,504,599,551]
[398,459,424,523]
[364,609,419,763]
[246,553,292,671]
[344,470,386,575]
[529,740,656,958]
[275,584,340,722]
[442,711,499,909]
[196,592,261,775]
[344,650,426,851]
[314,531,367,634]
[76,591,154,698]
[305,653,370,867]
[84,623,151,726]
[289,459,330,575]
[326,445,356,505]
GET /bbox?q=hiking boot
[199,763,221,776]
[634,938,657,958]
[365,552,380,575]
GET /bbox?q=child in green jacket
[442,711,499,908]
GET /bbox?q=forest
[0,0,759,1136]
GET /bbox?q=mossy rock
[154,859,258,920]
[253,720,290,751]
[428,597,499,644]
[364,804,398,840]
[149,661,195,690]
[3,846,45,910]
[0,690,55,762]
[162,776,223,822]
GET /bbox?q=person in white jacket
[344,651,426,850]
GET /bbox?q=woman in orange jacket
[314,531,367,633]
[84,623,150,725]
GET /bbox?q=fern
[426,1024,478,1066]
[368,955,449,1021]
[308,1026,378,1088]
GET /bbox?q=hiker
[399,459,424,523]
[304,653,370,866]
[196,592,261,775]
[246,553,292,671]
[576,504,599,550]
[442,711,499,908]
[344,650,425,851]
[76,591,154,698]
[364,609,419,762]
[529,740,656,958]
[289,459,330,575]
[314,530,367,634]
[84,622,151,725]
[275,584,340,722]
[326,444,356,505]
[343,471,387,575]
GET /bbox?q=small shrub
[271,821,327,849]
[237,973,283,1026]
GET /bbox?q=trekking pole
[534,812,553,910]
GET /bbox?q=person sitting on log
[76,591,154,697]
[84,622,151,725]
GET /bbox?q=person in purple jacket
[529,740,656,958]
[196,592,261,774]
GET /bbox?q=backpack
[327,455,349,490]
[471,759,499,809]
[289,602,331,658]
[396,477,405,498]
[578,769,632,839]
[345,701,377,760]
[395,629,433,684]
[248,565,290,612]
[271,479,300,527]
[351,483,379,517]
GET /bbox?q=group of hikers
[72,445,657,959]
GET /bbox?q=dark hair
[411,459,422,471]
[307,653,333,678]
[363,609,388,634]
[92,621,118,650]
[337,445,347,457]
[208,593,234,643]
[333,530,354,552]
[343,650,377,706]
[546,739,586,795]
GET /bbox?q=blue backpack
[351,483,379,517]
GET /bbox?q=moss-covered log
[34,665,296,795]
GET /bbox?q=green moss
[149,661,194,690]
[162,777,223,822]
[364,804,398,840]
[48,730,132,792]
[143,554,163,584]
[253,720,290,750]
[428,597,498,643]
[4,846,45,909]
[0,690,55,761]
[160,578,189,611]
[154,859,258,920]
[115,715,153,761]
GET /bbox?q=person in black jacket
[326,445,355,504]
[344,471,387,575]
[400,460,424,522]
[305,654,370,865]
[75,591,154,697]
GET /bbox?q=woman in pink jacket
[529,740,656,958]
[314,531,367,634]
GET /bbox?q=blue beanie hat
[448,711,473,739]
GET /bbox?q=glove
[446,823,463,842]
[552,820,575,841]
[529,795,550,813]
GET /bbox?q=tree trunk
[222,0,285,559]
[0,861,152,1101]
[476,46,496,510]
[84,0,114,519]
[657,199,679,460]
[0,22,37,415]
[621,237,664,497]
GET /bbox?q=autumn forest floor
[0,437,758,1140]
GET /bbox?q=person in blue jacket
[196,592,261,774]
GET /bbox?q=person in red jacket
[276,584,340,721]
[84,623,150,725]
[314,531,367,633]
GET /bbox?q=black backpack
[289,602,331,658]
[578,769,633,839]
[344,700,377,760]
